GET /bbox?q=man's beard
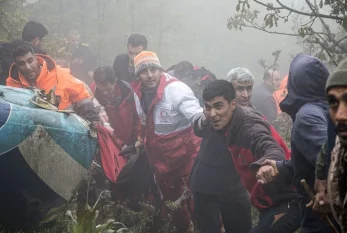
[336,121,347,147]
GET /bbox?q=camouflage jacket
[328,137,347,232]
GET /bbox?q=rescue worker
[226,67,254,107]
[274,75,288,114]
[251,69,281,124]
[67,29,97,86]
[326,58,347,232]
[226,67,291,159]
[191,80,300,233]
[260,55,334,232]
[0,21,48,85]
[113,34,147,83]
[92,66,158,209]
[133,51,203,232]
[7,44,100,125]
[93,66,138,145]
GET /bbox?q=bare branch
[307,39,339,65]
[243,19,299,36]
[275,0,344,21]
[309,0,347,52]
[334,35,347,46]
[252,0,283,10]
[302,16,317,27]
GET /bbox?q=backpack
[180,67,217,106]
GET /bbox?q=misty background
[23,0,304,81]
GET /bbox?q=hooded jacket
[280,54,330,194]
[6,54,99,121]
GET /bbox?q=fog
[25,0,305,81]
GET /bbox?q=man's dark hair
[93,66,117,84]
[22,21,48,42]
[166,64,177,73]
[203,80,236,103]
[127,34,147,49]
[13,44,35,62]
[174,61,194,79]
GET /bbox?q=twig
[275,0,344,21]
[334,35,347,47]
[244,18,299,36]
[302,16,317,27]
[253,0,283,10]
[301,179,340,233]
[310,0,347,52]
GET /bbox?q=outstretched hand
[256,159,278,184]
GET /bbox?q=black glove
[119,145,136,157]
[76,101,99,122]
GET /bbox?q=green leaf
[95,219,115,233]
[319,0,323,8]
[298,28,305,38]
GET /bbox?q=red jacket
[133,74,203,175]
[248,103,291,160]
[93,80,138,145]
[97,126,126,183]
[195,106,296,210]
[268,120,291,160]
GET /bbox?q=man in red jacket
[191,80,300,233]
[226,67,291,160]
[133,51,203,232]
[92,66,138,146]
[92,66,158,208]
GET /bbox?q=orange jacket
[6,54,91,110]
[273,75,288,114]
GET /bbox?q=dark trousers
[250,198,301,233]
[193,192,252,233]
[299,195,341,233]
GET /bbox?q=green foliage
[0,0,27,42]
[251,206,259,227]
[273,113,292,148]
[228,0,347,67]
